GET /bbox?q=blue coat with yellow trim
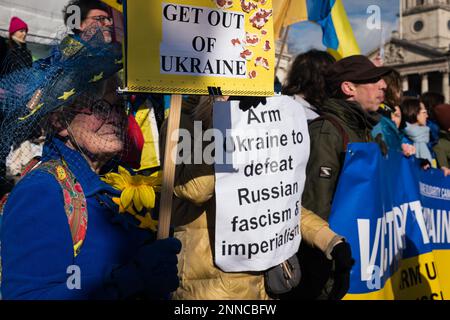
[0,138,153,299]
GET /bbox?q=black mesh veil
[0,29,124,193]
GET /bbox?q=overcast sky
[287,0,400,55]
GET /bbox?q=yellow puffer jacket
[160,97,342,300]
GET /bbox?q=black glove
[374,133,388,156]
[420,158,431,170]
[328,241,355,300]
[110,237,182,299]
[229,96,267,111]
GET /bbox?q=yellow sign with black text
[124,0,275,96]
[344,252,445,300]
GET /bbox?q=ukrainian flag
[274,0,360,60]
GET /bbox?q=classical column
[421,73,429,94]
[443,70,449,103]
[402,76,409,92]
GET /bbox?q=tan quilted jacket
[160,97,341,300]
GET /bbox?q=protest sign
[125,0,275,96]
[213,96,310,272]
[329,144,446,300]
[419,169,450,299]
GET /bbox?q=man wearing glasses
[63,0,114,43]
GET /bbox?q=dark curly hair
[383,69,402,108]
[282,50,335,108]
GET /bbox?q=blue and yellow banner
[419,168,450,299]
[329,143,449,300]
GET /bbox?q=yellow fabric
[73,241,83,258]
[134,104,160,170]
[160,106,337,300]
[160,110,269,300]
[327,0,361,59]
[101,0,122,12]
[300,207,338,254]
[273,0,308,40]
[431,159,438,169]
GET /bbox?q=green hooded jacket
[302,98,378,221]
[286,98,380,300]
[433,130,450,168]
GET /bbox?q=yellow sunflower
[102,166,162,213]
[135,212,158,232]
[110,197,158,232]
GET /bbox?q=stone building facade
[368,0,450,102]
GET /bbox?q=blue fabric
[402,134,413,145]
[307,0,339,50]
[328,143,449,297]
[0,138,153,299]
[427,119,440,147]
[371,116,402,152]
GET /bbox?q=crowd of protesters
[0,0,181,300]
[0,16,34,197]
[0,16,32,76]
[0,0,449,301]
[280,51,450,300]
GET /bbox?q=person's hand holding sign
[229,95,267,111]
[328,241,355,300]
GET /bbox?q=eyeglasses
[86,15,113,25]
[76,99,124,120]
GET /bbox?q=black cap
[327,55,392,91]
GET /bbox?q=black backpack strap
[310,114,350,152]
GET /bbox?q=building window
[416,0,424,5]
[448,20,450,30]
[413,20,424,32]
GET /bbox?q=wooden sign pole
[275,25,290,74]
[157,94,182,239]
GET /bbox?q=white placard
[213,95,310,272]
[160,3,246,78]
